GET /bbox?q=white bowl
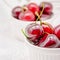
[24,37,60,60]
[11,16,60,60]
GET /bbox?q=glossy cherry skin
[40,2,53,14]
[54,25,60,40]
[12,6,21,19]
[25,23,44,42]
[44,34,59,48]
[40,12,53,20]
[38,33,48,46]
[38,34,59,48]
[41,22,54,34]
[19,10,35,21]
[27,3,40,14]
[44,39,56,47]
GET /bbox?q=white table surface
[0,0,60,60]
[0,0,30,60]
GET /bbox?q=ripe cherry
[41,13,53,20]
[38,34,59,48]
[40,2,53,14]
[41,22,54,34]
[19,10,35,21]
[25,23,44,42]
[27,3,40,14]
[12,6,21,19]
[54,25,60,40]
[38,33,48,46]
[44,34,59,48]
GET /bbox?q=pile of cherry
[12,2,53,21]
[12,2,60,48]
[24,22,60,48]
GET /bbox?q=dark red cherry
[40,2,53,14]
[12,6,21,19]
[41,12,53,20]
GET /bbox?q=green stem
[21,29,28,38]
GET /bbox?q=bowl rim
[25,38,60,51]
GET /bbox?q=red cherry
[38,33,48,46]
[40,2,53,14]
[44,39,56,47]
[12,6,21,19]
[41,22,54,34]
[41,12,53,20]
[57,45,60,48]
[19,10,35,21]
[25,23,44,42]
[44,34,60,48]
[54,25,60,40]
[38,34,59,48]
[27,3,40,14]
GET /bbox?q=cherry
[38,34,59,48]
[44,39,56,47]
[12,6,21,19]
[57,45,60,48]
[40,2,53,14]
[27,3,40,14]
[54,25,60,40]
[41,13,53,20]
[44,34,59,48]
[19,10,35,21]
[41,22,54,34]
[38,33,48,46]
[25,23,44,42]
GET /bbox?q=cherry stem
[21,5,28,12]
[21,29,28,38]
[35,3,44,25]
[35,12,40,24]
[40,3,44,17]
[39,2,44,25]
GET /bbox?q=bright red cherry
[27,3,40,14]
[41,22,54,34]
[25,23,44,42]
[44,39,56,47]
[44,34,59,48]
[40,2,53,14]
[38,34,59,48]
[12,6,21,19]
[54,25,60,40]
[19,10,35,21]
